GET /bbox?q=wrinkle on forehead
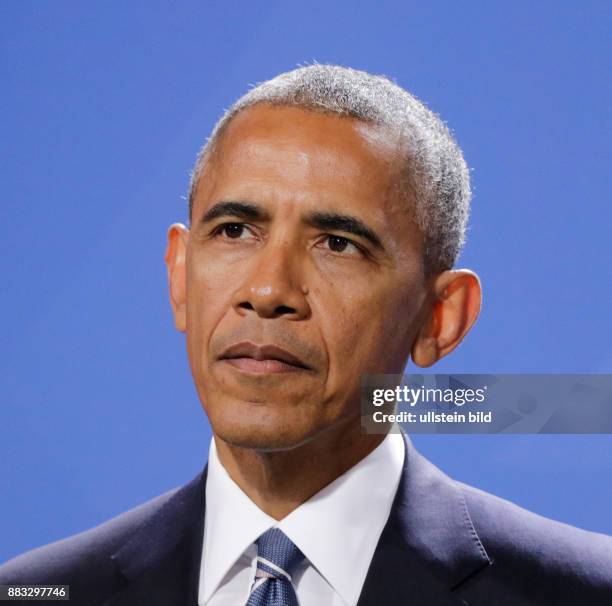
[220,137,375,192]
[223,104,396,160]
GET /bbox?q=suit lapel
[103,467,208,606]
[357,433,492,605]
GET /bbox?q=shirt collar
[201,431,405,606]
[200,439,277,603]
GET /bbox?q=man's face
[181,104,428,450]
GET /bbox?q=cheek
[318,274,422,378]
[185,252,235,359]
[188,247,236,292]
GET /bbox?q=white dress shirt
[198,430,405,606]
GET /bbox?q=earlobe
[165,223,189,333]
[411,269,482,367]
[411,300,442,368]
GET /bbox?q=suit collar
[395,432,492,586]
[104,468,207,606]
[357,431,492,605]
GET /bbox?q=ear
[164,223,189,333]
[411,269,482,367]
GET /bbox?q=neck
[214,421,386,520]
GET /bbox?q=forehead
[221,103,399,163]
[194,104,404,212]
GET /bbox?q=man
[1,64,611,605]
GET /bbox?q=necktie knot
[246,529,304,605]
[255,528,304,581]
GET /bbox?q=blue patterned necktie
[245,528,305,606]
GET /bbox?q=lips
[219,341,311,374]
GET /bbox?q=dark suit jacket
[2,433,611,605]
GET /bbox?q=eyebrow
[198,201,384,251]
[307,211,384,250]
[199,201,271,224]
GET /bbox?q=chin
[215,423,317,452]
[206,398,323,452]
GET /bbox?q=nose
[231,238,311,320]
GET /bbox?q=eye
[319,235,361,255]
[212,222,255,240]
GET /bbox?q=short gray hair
[189,64,471,275]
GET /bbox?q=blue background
[1,1,611,562]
